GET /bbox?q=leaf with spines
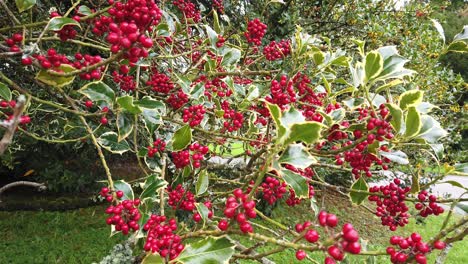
[79,81,115,107]
[379,150,409,165]
[349,177,368,205]
[36,64,76,88]
[114,180,134,200]
[404,106,421,138]
[140,175,167,200]
[281,169,309,199]
[285,122,323,145]
[195,170,209,195]
[385,103,403,134]
[417,115,447,143]
[278,144,316,169]
[365,51,384,81]
[15,0,36,12]
[117,96,142,114]
[47,17,81,31]
[117,112,134,141]
[142,253,164,264]
[0,82,12,101]
[97,132,131,154]
[399,90,423,110]
[175,236,235,264]
[194,203,210,227]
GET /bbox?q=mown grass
[0,192,466,264]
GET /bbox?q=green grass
[0,193,466,264]
[0,206,124,264]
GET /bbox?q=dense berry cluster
[221,101,244,132]
[5,33,23,52]
[266,75,297,109]
[167,184,196,211]
[167,90,189,109]
[387,234,446,264]
[368,179,410,231]
[415,190,444,217]
[212,0,224,13]
[204,77,232,98]
[263,40,291,61]
[147,71,175,94]
[216,35,226,47]
[73,53,104,80]
[143,215,184,260]
[112,71,136,91]
[147,139,166,157]
[173,0,201,22]
[183,104,206,127]
[171,143,209,169]
[244,19,267,45]
[220,188,257,233]
[260,176,287,205]
[100,187,141,235]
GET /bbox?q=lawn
[0,191,466,263]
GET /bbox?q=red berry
[21,57,33,65]
[85,100,93,108]
[116,190,124,198]
[328,245,344,261]
[345,242,361,254]
[193,213,202,222]
[326,214,338,227]
[295,250,306,260]
[12,33,23,42]
[433,240,446,250]
[304,229,319,243]
[343,229,359,242]
[100,116,108,125]
[218,219,229,231]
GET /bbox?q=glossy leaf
[172,125,192,151]
[47,17,81,31]
[114,180,134,200]
[117,112,134,141]
[431,19,445,43]
[349,177,368,205]
[404,106,421,138]
[195,203,210,227]
[285,122,323,145]
[15,0,36,12]
[417,115,447,143]
[140,174,167,200]
[142,253,164,264]
[196,170,209,195]
[176,236,235,264]
[117,96,142,114]
[365,51,383,81]
[278,144,316,169]
[385,103,403,134]
[36,64,76,88]
[453,25,468,41]
[446,41,468,53]
[399,90,423,110]
[281,169,309,199]
[77,5,93,16]
[379,150,409,165]
[97,132,131,154]
[221,48,241,67]
[79,81,115,106]
[265,102,286,139]
[0,82,12,101]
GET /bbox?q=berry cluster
[5,33,23,52]
[104,199,141,235]
[73,53,104,80]
[147,139,166,158]
[167,184,196,211]
[171,143,209,169]
[183,105,206,127]
[1,100,31,124]
[112,71,136,92]
[244,19,267,45]
[216,35,226,48]
[212,0,225,13]
[266,75,297,109]
[50,12,79,41]
[167,90,189,109]
[220,188,257,233]
[387,234,446,264]
[147,71,175,94]
[415,190,444,217]
[173,0,201,23]
[33,49,69,69]
[143,215,184,260]
[263,40,291,61]
[368,179,410,231]
[221,101,244,132]
[260,176,287,205]
[204,77,232,98]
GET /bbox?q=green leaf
[114,180,134,200]
[280,107,306,128]
[176,237,235,264]
[440,181,468,191]
[97,132,131,154]
[205,25,218,46]
[117,96,142,114]
[278,144,316,169]
[172,125,192,151]
[117,112,134,141]
[365,51,383,81]
[399,90,423,110]
[79,81,115,107]
[446,41,468,53]
[376,47,415,80]
[310,197,319,217]
[221,48,241,67]
[286,122,323,145]
[196,170,209,195]
[135,97,166,111]
[265,102,286,139]
[379,150,409,165]
[375,80,403,93]
[385,103,403,134]
[142,253,164,264]
[15,0,36,12]
[195,203,210,227]
[281,169,309,199]
[404,107,421,138]
[213,10,222,33]
[47,17,81,31]
[349,177,368,205]
[136,97,165,135]
[431,19,445,43]
[36,64,76,88]
[0,82,12,101]
[77,5,93,16]
[140,174,167,200]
